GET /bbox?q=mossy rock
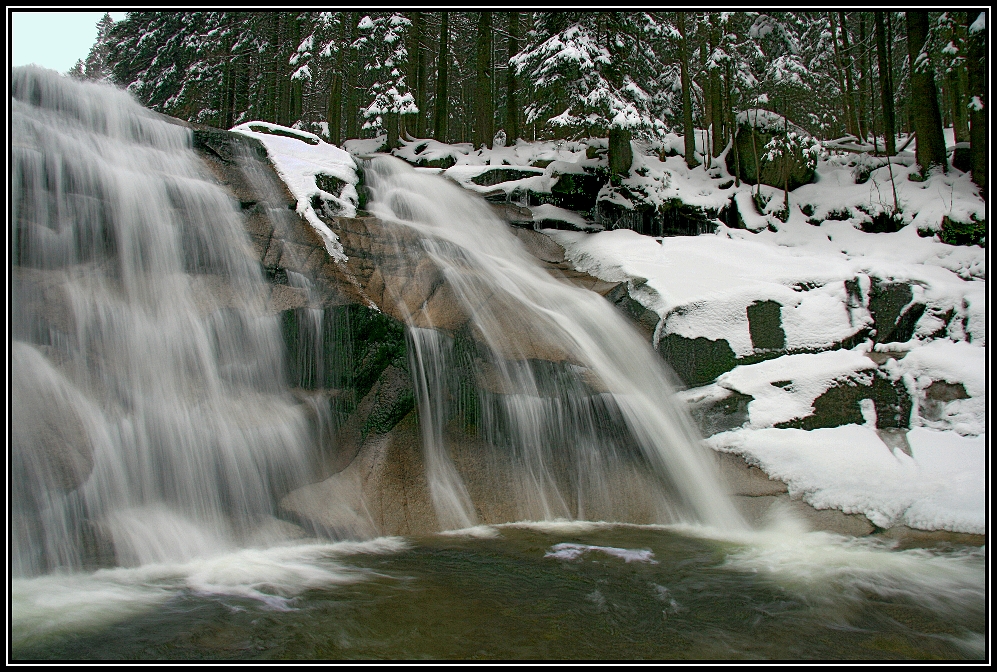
[359,365,416,439]
[859,209,905,233]
[775,372,911,430]
[315,173,347,198]
[281,304,408,410]
[747,300,785,351]
[470,167,543,187]
[939,215,986,247]
[726,126,815,191]
[596,196,717,237]
[657,334,738,388]
[192,127,268,164]
[688,389,752,436]
[549,171,604,210]
[868,280,925,344]
[244,123,319,145]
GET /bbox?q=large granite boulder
[726,109,817,191]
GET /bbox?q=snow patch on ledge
[707,425,985,534]
[232,121,359,262]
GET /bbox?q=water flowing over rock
[11,67,745,578]
[11,67,314,575]
[292,156,744,532]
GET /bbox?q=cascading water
[10,66,315,576]
[9,68,983,661]
[363,156,744,531]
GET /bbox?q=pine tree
[356,13,418,148]
[513,12,665,176]
[82,13,116,81]
[676,12,700,168]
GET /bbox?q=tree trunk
[965,11,986,191]
[506,11,520,142]
[838,12,863,140]
[268,14,281,123]
[727,62,738,185]
[608,127,633,179]
[327,16,346,144]
[677,12,700,169]
[699,42,712,165]
[906,11,948,174]
[782,111,790,216]
[416,13,428,139]
[949,69,969,143]
[434,12,449,141]
[709,17,724,158]
[474,12,494,148]
[860,13,872,143]
[875,11,897,155]
[407,12,424,138]
[385,112,399,150]
[345,13,360,140]
[830,12,856,137]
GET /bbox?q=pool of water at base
[12,523,986,661]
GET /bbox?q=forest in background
[71,11,986,189]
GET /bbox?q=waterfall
[11,67,314,576]
[364,156,743,530]
[11,67,743,582]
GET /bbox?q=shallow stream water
[13,522,985,660]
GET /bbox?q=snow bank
[232,121,359,262]
[549,212,982,359]
[891,339,986,437]
[708,425,985,534]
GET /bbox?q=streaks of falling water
[363,156,745,531]
[10,67,314,576]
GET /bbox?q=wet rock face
[658,334,738,388]
[868,279,925,344]
[689,389,752,437]
[594,197,717,237]
[11,343,95,494]
[746,300,786,351]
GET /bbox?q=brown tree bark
[326,15,346,144]
[875,11,897,155]
[506,12,520,142]
[474,12,494,148]
[906,11,948,174]
[345,13,360,140]
[677,12,700,168]
[434,12,450,141]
